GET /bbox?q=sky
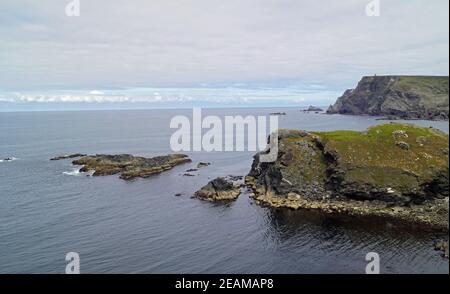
[0,0,448,110]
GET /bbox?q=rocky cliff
[327,76,449,120]
[246,124,449,230]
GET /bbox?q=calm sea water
[0,108,448,274]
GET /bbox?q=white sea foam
[63,168,82,176]
[63,168,94,177]
[0,157,19,163]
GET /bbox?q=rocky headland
[245,124,449,231]
[57,154,191,180]
[327,76,449,120]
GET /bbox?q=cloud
[89,90,105,95]
[0,86,339,107]
[0,0,448,101]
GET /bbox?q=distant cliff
[327,76,449,120]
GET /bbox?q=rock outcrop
[246,124,449,230]
[304,106,324,112]
[197,162,211,168]
[327,76,449,120]
[69,154,191,180]
[50,154,87,161]
[194,177,241,202]
[434,240,449,259]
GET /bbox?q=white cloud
[0,0,448,100]
[89,90,105,95]
[0,86,340,106]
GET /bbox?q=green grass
[312,124,449,179]
[394,76,449,94]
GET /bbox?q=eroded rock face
[71,154,191,180]
[327,76,449,121]
[247,124,449,229]
[194,177,241,202]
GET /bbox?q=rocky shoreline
[242,124,449,232]
[52,153,191,180]
[51,124,449,258]
[189,124,449,234]
[245,176,448,231]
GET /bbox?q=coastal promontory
[327,76,449,120]
[246,124,449,230]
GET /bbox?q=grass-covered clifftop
[246,124,449,229]
[327,76,449,120]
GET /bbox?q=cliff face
[327,76,449,120]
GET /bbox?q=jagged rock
[226,175,244,182]
[304,106,324,112]
[71,154,191,180]
[50,153,87,161]
[247,124,449,230]
[395,141,410,150]
[434,240,449,259]
[194,177,241,202]
[197,162,211,168]
[392,130,408,139]
[327,76,449,121]
[416,136,427,146]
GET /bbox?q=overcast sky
[0,0,448,108]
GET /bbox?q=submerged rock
[1,157,18,162]
[183,173,196,177]
[70,154,191,180]
[194,177,241,202]
[197,162,211,168]
[247,124,449,230]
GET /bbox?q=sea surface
[0,108,448,274]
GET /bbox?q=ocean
[0,108,448,274]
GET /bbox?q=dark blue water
[0,108,448,274]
